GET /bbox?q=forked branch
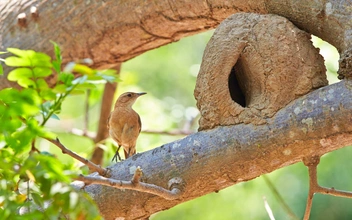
[303,155,352,219]
[45,137,183,200]
[44,137,110,177]
[77,167,183,200]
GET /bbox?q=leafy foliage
[0,43,119,219]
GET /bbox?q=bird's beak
[137,92,147,96]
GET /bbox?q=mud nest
[194,13,328,130]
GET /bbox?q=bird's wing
[138,114,142,133]
[107,112,112,129]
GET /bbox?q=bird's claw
[111,151,122,162]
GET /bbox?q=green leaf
[58,72,74,86]
[75,83,96,90]
[73,64,95,75]
[69,89,85,95]
[33,67,52,77]
[0,64,3,75]
[40,89,56,101]
[86,75,103,81]
[53,84,67,94]
[6,48,52,68]
[18,78,35,88]
[31,53,52,68]
[50,114,60,120]
[101,74,118,83]
[5,56,31,67]
[7,68,32,81]
[52,60,61,73]
[72,75,88,85]
[99,69,117,75]
[36,78,49,90]
[7,48,30,57]
[50,41,62,63]
[31,192,44,207]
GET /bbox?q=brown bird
[108,92,146,162]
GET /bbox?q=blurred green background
[39,31,352,219]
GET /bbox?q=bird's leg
[111,145,122,162]
[124,148,132,159]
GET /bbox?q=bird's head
[114,92,146,108]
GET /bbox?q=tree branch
[303,155,352,219]
[90,76,119,166]
[72,128,194,138]
[45,137,110,177]
[76,167,183,200]
[72,80,352,219]
[0,0,351,89]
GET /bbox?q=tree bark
[0,0,351,84]
[73,80,352,219]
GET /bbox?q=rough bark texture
[75,80,352,219]
[0,0,351,89]
[195,13,328,130]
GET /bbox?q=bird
[108,92,146,162]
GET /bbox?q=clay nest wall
[194,13,328,131]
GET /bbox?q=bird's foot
[111,151,122,162]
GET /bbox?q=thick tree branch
[71,80,352,219]
[0,0,351,89]
[45,137,110,177]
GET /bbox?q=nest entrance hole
[228,62,246,108]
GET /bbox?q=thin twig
[303,155,352,219]
[316,186,352,198]
[262,175,299,220]
[263,196,275,220]
[44,137,110,177]
[30,139,40,154]
[303,156,320,220]
[76,168,182,200]
[70,128,194,138]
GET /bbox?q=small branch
[70,128,194,138]
[76,168,183,200]
[302,155,352,220]
[132,166,143,184]
[30,139,40,154]
[44,137,110,177]
[316,186,352,198]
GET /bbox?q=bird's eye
[127,93,132,97]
